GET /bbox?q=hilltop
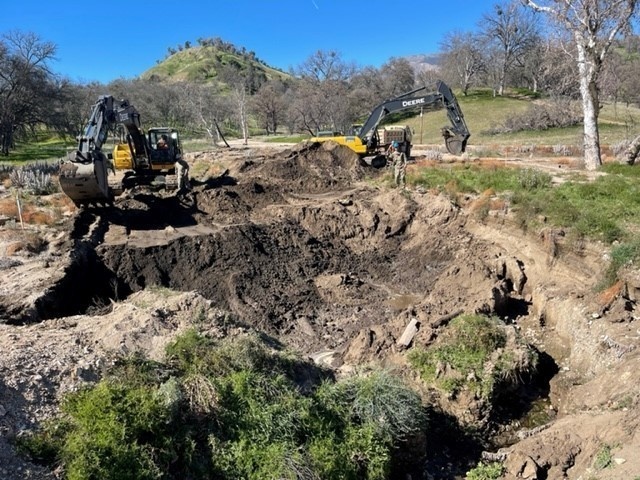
[141,43,290,84]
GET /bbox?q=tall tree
[292,50,355,133]
[219,66,252,144]
[250,80,287,135]
[439,31,487,95]
[379,57,416,98]
[522,0,639,170]
[481,1,540,96]
[177,82,227,144]
[0,31,58,155]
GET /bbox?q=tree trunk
[623,134,640,165]
[241,107,249,146]
[577,43,602,171]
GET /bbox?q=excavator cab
[148,128,180,173]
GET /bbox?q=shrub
[9,162,59,195]
[423,149,443,161]
[321,370,427,441]
[487,98,581,134]
[517,168,552,191]
[21,333,424,480]
[59,382,174,480]
[407,314,536,399]
[592,443,613,470]
[466,461,504,479]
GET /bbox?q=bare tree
[0,31,59,155]
[439,31,486,95]
[618,53,640,107]
[379,57,416,98]
[481,0,540,96]
[250,80,287,135]
[178,82,228,145]
[49,81,105,143]
[523,0,639,170]
[218,66,252,144]
[535,36,580,96]
[291,50,355,134]
[296,50,355,83]
[349,66,386,110]
[415,68,443,90]
[600,47,627,114]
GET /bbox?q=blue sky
[1,0,492,84]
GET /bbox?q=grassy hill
[141,45,289,84]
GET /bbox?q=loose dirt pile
[1,140,640,479]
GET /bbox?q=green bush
[60,382,175,480]
[20,332,426,480]
[592,443,613,470]
[408,314,534,399]
[517,168,552,191]
[466,461,504,479]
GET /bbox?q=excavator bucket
[59,151,112,206]
[445,134,468,155]
[442,128,469,155]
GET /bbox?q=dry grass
[5,241,25,256]
[0,193,70,226]
[0,197,18,217]
[5,232,47,255]
[467,188,507,219]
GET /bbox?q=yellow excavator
[310,80,470,161]
[59,95,182,206]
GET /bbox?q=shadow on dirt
[423,406,485,479]
[192,170,236,190]
[70,193,208,236]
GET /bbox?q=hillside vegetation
[141,45,289,84]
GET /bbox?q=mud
[1,140,640,479]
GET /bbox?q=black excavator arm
[60,96,149,206]
[357,80,470,155]
[73,96,147,163]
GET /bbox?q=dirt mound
[235,140,371,193]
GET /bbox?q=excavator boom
[310,80,470,159]
[358,80,470,155]
[59,96,122,205]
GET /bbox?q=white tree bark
[522,0,638,171]
[576,40,602,170]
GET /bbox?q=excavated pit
[5,141,606,478]
[4,142,640,480]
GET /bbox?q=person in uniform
[387,141,407,188]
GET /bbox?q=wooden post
[15,190,24,231]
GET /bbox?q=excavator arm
[59,96,148,206]
[357,80,470,155]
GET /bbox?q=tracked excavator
[59,95,181,206]
[310,80,470,162]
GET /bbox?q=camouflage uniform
[388,149,407,187]
[175,155,191,193]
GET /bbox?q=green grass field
[410,88,640,148]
